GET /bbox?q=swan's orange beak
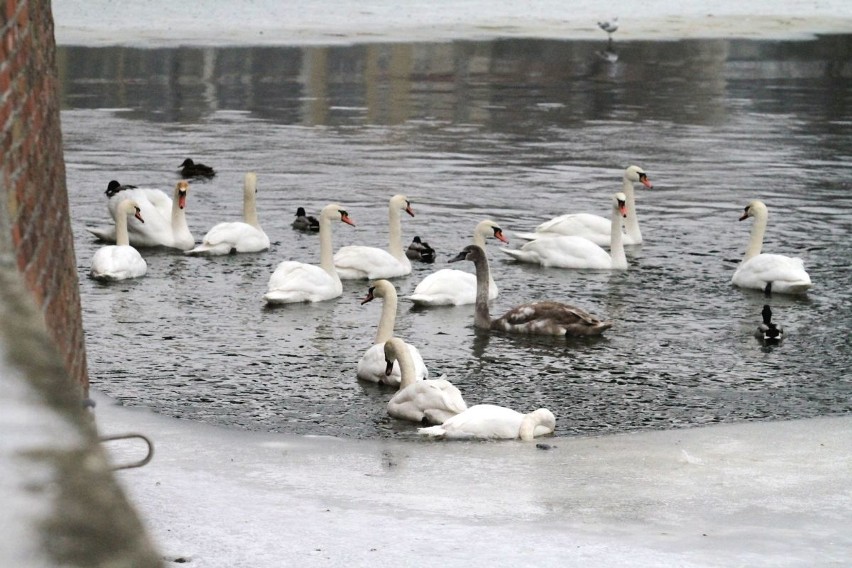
[178,192,187,209]
[341,213,355,226]
[640,174,653,188]
[618,203,628,217]
[495,229,509,244]
[739,211,750,221]
[134,208,145,223]
[405,205,415,217]
[384,359,394,376]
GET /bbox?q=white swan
[333,194,415,279]
[88,180,195,250]
[418,404,555,440]
[357,280,428,385]
[263,204,355,304]
[731,199,812,295]
[515,165,652,246]
[90,200,148,281]
[501,193,628,270]
[186,173,270,255]
[385,337,466,424]
[409,219,510,306]
[450,245,612,336]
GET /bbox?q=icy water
[59,35,852,439]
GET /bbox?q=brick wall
[0,0,89,392]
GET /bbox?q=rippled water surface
[59,36,852,438]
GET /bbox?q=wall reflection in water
[57,35,852,129]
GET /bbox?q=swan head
[613,192,628,217]
[119,199,144,223]
[625,165,653,188]
[449,244,486,264]
[243,172,258,194]
[476,220,510,244]
[518,408,556,441]
[360,279,395,305]
[382,337,406,376]
[321,203,355,226]
[390,194,415,218]
[739,199,767,222]
[175,180,189,209]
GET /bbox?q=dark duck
[178,158,216,178]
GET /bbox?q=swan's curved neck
[387,205,405,260]
[243,178,261,230]
[518,413,539,441]
[375,289,397,344]
[115,209,131,247]
[392,340,417,389]
[472,254,493,330]
[610,203,627,269]
[172,187,188,232]
[622,175,641,241]
[472,228,497,290]
[318,214,338,277]
[744,208,767,261]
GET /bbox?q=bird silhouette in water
[178,158,216,179]
[406,236,436,263]
[292,207,320,232]
[598,16,618,37]
[756,305,783,342]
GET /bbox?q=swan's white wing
[409,269,478,305]
[99,189,175,247]
[387,378,467,424]
[732,253,812,293]
[333,246,410,279]
[502,236,612,269]
[90,245,147,280]
[428,404,524,439]
[188,222,270,255]
[264,261,341,304]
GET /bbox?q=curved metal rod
[99,433,155,470]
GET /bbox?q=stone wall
[1,0,88,392]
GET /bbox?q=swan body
[186,173,270,255]
[357,280,428,384]
[409,220,509,306]
[405,236,436,263]
[450,245,612,336]
[264,204,355,304]
[385,337,466,424]
[756,304,784,341]
[502,193,628,269]
[515,165,652,246]
[333,194,415,279]
[292,207,320,232]
[88,180,195,249]
[418,404,555,440]
[90,200,147,281]
[732,200,812,295]
[179,158,215,178]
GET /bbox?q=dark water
[59,36,852,439]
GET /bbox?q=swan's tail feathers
[263,291,307,305]
[499,248,536,263]
[417,425,446,438]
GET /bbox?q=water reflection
[58,36,852,128]
[59,35,852,439]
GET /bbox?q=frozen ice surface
[52,0,852,46]
[95,392,851,567]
